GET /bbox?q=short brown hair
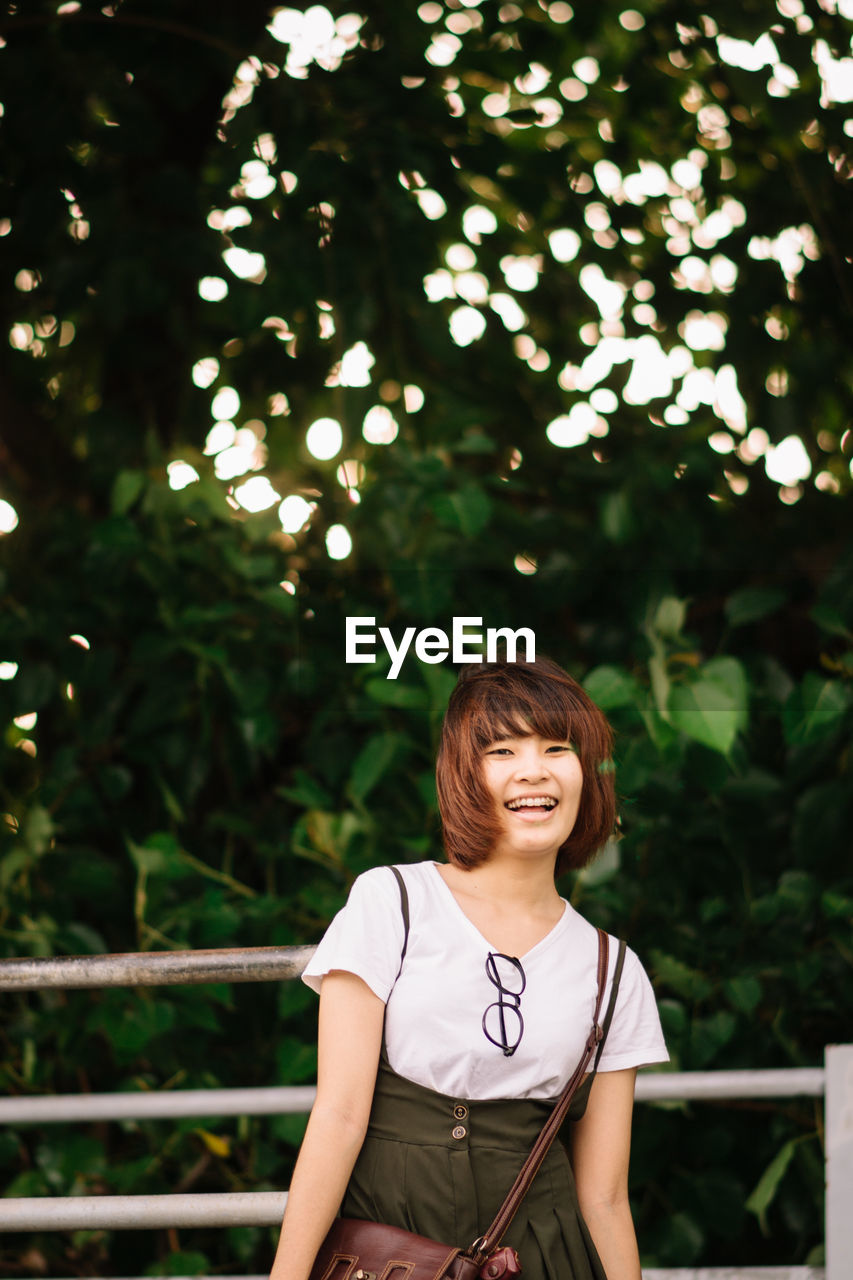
[436,656,615,875]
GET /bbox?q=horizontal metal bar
[0,1191,287,1231]
[0,1067,826,1126]
[642,1271,825,1279]
[635,1067,825,1102]
[0,945,316,990]
[0,1085,318,1124]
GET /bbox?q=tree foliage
[1,0,852,1273]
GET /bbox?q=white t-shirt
[302,861,669,1101]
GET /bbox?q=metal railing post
[826,1043,853,1280]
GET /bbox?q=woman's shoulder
[347,860,439,911]
[351,860,437,891]
[561,903,647,974]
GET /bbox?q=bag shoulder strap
[594,933,626,1072]
[388,865,410,980]
[471,928,626,1264]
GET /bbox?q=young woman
[270,657,668,1280]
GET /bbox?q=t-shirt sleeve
[301,866,407,1003]
[595,944,669,1072]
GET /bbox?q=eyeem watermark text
[345,616,536,680]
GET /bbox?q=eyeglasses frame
[482,951,526,1058]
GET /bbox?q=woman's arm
[269,970,385,1280]
[570,1068,641,1280]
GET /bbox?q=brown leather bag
[307,921,626,1280]
[308,1217,519,1278]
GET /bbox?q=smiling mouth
[505,797,558,813]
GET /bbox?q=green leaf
[583,665,641,710]
[723,975,762,1014]
[649,951,712,1001]
[431,484,491,536]
[668,659,748,755]
[275,1035,318,1084]
[600,490,632,542]
[648,653,670,720]
[111,469,145,514]
[725,587,786,627]
[668,680,739,754]
[88,997,176,1055]
[783,673,851,744]
[452,433,497,454]
[348,733,404,802]
[278,769,333,809]
[146,1250,210,1276]
[365,678,428,710]
[702,657,749,722]
[746,1137,800,1235]
[21,805,54,857]
[822,889,853,919]
[810,604,853,638]
[128,834,193,880]
[419,661,458,718]
[639,700,679,752]
[657,1212,705,1264]
[690,1011,737,1067]
[576,836,621,885]
[653,596,687,639]
[270,1112,309,1147]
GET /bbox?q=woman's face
[480,730,584,863]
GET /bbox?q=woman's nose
[515,749,548,780]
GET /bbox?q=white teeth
[506,797,557,810]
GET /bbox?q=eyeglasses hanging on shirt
[483,952,526,1057]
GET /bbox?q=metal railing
[2,945,850,1280]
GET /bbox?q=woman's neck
[440,853,561,912]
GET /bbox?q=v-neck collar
[430,861,570,961]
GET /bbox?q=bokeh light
[363,406,399,445]
[403,385,425,413]
[340,341,375,387]
[765,436,812,485]
[463,205,498,242]
[279,494,316,533]
[222,247,267,281]
[234,476,281,511]
[167,461,200,490]
[306,417,343,460]
[326,523,353,560]
[205,422,237,455]
[0,500,19,533]
[449,306,487,345]
[548,229,581,263]
[199,277,229,301]
[192,357,220,388]
[212,387,241,420]
[337,459,365,490]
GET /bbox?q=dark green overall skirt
[342,1056,608,1280]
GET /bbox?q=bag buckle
[479,1247,522,1278]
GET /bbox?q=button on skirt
[342,1059,607,1280]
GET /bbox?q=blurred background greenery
[0,0,851,1274]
